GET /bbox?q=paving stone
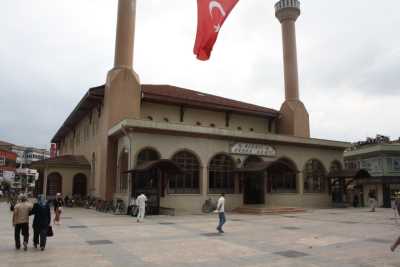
[1,203,400,267]
[87,240,113,245]
[364,238,392,244]
[339,221,359,224]
[201,233,223,237]
[69,225,88,228]
[281,226,301,230]
[274,250,309,258]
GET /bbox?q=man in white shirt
[216,193,226,233]
[136,193,147,223]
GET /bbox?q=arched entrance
[47,172,62,198]
[73,173,87,196]
[133,148,161,215]
[243,156,265,204]
[129,148,184,215]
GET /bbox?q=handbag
[47,226,54,237]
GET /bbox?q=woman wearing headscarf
[30,195,51,251]
[53,193,64,225]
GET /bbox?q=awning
[126,159,183,175]
[327,169,370,179]
[234,160,297,174]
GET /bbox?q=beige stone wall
[160,194,243,213]
[140,102,274,134]
[230,114,269,133]
[45,167,90,197]
[57,106,105,197]
[56,100,277,200]
[266,193,330,208]
[141,102,180,123]
[116,131,344,212]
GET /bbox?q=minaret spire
[275,0,310,138]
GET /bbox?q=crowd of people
[8,190,254,254]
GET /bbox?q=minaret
[105,0,141,126]
[100,0,142,199]
[275,0,310,138]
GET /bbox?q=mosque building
[33,0,349,213]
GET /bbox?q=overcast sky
[1,0,399,149]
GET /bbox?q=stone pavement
[1,202,400,267]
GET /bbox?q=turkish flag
[193,0,239,60]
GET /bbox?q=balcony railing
[275,0,300,12]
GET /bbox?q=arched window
[209,154,235,194]
[170,151,200,194]
[47,172,62,197]
[303,159,326,193]
[136,148,161,189]
[137,148,160,165]
[268,158,297,193]
[118,150,129,193]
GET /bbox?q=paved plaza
[1,203,400,267]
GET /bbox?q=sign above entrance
[230,143,276,157]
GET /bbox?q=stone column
[43,166,48,197]
[101,0,141,200]
[114,0,136,69]
[275,0,310,138]
[275,0,300,101]
[298,171,304,195]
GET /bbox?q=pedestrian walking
[12,194,33,250]
[30,195,51,251]
[395,195,400,216]
[368,190,376,212]
[216,193,226,233]
[136,193,147,223]
[53,193,64,225]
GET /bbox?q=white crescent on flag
[209,1,226,17]
[209,1,226,32]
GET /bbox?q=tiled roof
[142,85,278,117]
[0,140,14,147]
[31,155,90,168]
[51,84,279,142]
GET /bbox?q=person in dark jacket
[53,193,64,225]
[30,195,51,251]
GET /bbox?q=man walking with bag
[13,194,33,250]
[216,193,226,233]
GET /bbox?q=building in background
[33,0,350,213]
[0,149,17,184]
[0,140,50,168]
[0,140,49,193]
[344,135,400,208]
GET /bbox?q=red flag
[194,0,239,60]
